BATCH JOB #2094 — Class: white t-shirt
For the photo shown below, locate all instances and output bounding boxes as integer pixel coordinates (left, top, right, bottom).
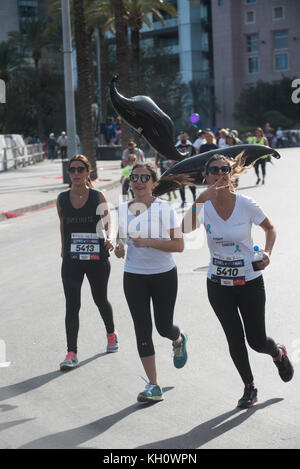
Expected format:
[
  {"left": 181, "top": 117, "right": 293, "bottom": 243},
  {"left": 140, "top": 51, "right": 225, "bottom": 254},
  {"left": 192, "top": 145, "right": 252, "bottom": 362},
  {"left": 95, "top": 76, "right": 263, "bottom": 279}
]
[
  {"left": 218, "top": 138, "right": 227, "bottom": 148},
  {"left": 193, "top": 137, "right": 206, "bottom": 152},
  {"left": 197, "top": 194, "right": 266, "bottom": 283},
  {"left": 118, "top": 199, "right": 179, "bottom": 274}
]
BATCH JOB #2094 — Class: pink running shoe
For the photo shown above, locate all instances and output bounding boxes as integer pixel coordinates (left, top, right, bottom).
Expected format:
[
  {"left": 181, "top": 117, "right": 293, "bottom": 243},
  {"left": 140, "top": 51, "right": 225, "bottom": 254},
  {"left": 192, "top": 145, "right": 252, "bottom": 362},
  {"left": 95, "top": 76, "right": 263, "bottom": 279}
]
[
  {"left": 106, "top": 331, "right": 119, "bottom": 353},
  {"left": 60, "top": 352, "right": 78, "bottom": 371}
]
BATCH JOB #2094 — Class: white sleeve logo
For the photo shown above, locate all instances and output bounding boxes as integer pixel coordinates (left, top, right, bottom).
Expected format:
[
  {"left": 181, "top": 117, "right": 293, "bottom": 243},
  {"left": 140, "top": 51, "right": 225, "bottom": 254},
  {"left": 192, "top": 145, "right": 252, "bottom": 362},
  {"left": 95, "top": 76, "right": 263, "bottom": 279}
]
[
  {"left": 291, "top": 79, "right": 300, "bottom": 104},
  {"left": 0, "top": 79, "right": 6, "bottom": 103},
  {"left": 0, "top": 340, "right": 10, "bottom": 367}
]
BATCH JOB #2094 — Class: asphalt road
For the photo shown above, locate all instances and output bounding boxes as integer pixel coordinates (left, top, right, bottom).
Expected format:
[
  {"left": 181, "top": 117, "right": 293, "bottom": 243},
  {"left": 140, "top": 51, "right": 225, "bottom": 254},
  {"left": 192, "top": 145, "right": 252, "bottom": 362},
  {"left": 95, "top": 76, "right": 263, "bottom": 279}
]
[{"left": 0, "top": 148, "right": 299, "bottom": 449}]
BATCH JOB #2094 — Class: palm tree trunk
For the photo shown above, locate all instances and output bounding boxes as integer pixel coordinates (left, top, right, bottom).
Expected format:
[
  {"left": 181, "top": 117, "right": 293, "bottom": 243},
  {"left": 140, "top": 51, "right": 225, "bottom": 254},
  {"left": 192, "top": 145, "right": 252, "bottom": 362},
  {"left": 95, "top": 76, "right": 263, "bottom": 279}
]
[
  {"left": 98, "top": 27, "right": 108, "bottom": 122},
  {"left": 73, "top": 0, "right": 97, "bottom": 178},
  {"left": 34, "top": 59, "right": 44, "bottom": 140},
  {"left": 112, "top": 0, "right": 131, "bottom": 148},
  {"left": 131, "top": 29, "right": 140, "bottom": 95}
]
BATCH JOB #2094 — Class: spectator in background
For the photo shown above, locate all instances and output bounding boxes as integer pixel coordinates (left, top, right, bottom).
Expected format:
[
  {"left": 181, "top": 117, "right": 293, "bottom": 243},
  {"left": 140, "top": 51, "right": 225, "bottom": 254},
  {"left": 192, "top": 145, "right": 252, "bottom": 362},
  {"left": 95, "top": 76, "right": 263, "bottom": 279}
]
[
  {"left": 253, "top": 127, "right": 269, "bottom": 185},
  {"left": 217, "top": 129, "right": 229, "bottom": 148},
  {"left": 115, "top": 117, "right": 122, "bottom": 145},
  {"left": 57, "top": 131, "right": 68, "bottom": 159},
  {"left": 193, "top": 130, "right": 207, "bottom": 153},
  {"left": 275, "top": 127, "right": 284, "bottom": 148},
  {"left": 176, "top": 131, "right": 192, "bottom": 147},
  {"left": 264, "top": 122, "right": 274, "bottom": 142},
  {"left": 176, "top": 132, "right": 196, "bottom": 207},
  {"left": 231, "top": 130, "right": 243, "bottom": 144},
  {"left": 104, "top": 117, "right": 116, "bottom": 145},
  {"left": 246, "top": 132, "right": 254, "bottom": 144},
  {"left": 225, "top": 133, "right": 239, "bottom": 147},
  {"left": 47, "top": 133, "right": 57, "bottom": 160},
  {"left": 120, "top": 154, "right": 136, "bottom": 201},
  {"left": 121, "top": 140, "right": 145, "bottom": 168},
  {"left": 200, "top": 131, "right": 218, "bottom": 153}
]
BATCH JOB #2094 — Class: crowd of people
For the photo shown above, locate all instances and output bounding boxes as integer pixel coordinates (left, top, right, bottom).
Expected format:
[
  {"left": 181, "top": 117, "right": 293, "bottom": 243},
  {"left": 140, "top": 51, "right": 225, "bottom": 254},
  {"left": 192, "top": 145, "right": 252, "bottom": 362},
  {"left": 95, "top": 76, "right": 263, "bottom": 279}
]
[
  {"left": 56, "top": 150, "right": 294, "bottom": 409},
  {"left": 46, "top": 131, "right": 81, "bottom": 159},
  {"left": 120, "top": 126, "right": 274, "bottom": 202}
]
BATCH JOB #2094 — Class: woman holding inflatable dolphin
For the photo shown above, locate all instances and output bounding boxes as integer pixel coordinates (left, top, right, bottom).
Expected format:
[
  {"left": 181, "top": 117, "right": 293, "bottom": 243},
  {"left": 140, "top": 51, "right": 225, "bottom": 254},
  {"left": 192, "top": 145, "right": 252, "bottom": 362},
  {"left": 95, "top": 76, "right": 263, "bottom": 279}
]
[{"left": 182, "top": 152, "right": 294, "bottom": 408}]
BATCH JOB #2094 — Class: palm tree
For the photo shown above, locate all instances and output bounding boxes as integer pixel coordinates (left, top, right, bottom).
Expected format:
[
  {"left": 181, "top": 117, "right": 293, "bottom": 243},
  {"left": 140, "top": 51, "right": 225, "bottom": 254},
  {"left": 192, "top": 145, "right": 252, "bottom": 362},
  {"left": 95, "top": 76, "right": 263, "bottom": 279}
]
[
  {"left": 124, "top": 0, "right": 177, "bottom": 95},
  {"left": 0, "top": 41, "right": 22, "bottom": 84},
  {"left": 73, "top": 0, "right": 98, "bottom": 178}
]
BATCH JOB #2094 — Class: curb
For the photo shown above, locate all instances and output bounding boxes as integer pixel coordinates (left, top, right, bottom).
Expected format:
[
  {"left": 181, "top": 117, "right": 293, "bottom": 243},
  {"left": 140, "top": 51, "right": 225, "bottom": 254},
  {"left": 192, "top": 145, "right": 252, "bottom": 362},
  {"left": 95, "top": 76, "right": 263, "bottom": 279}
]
[{"left": 0, "top": 179, "right": 120, "bottom": 222}]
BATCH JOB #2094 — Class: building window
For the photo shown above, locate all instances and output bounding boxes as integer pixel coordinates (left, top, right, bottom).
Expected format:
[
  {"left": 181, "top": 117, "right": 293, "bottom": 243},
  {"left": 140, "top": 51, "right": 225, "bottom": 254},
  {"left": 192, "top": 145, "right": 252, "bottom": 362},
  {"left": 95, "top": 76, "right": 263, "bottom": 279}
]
[
  {"left": 245, "top": 0, "right": 256, "bottom": 3},
  {"left": 248, "top": 56, "right": 259, "bottom": 74},
  {"left": 273, "top": 6, "right": 285, "bottom": 20},
  {"left": 218, "top": 0, "right": 224, "bottom": 5},
  {"left": 247, "top": 34, "right": 259, "bottom": 52},
  {"left": 274, "top": 53, "right": 288, "bottom": 71},
  {"left": 245, "top": 10, "right": 255, "bottom": 24},
  {"left": 273, "top": 31, "right": 288, "bottom": 50}
]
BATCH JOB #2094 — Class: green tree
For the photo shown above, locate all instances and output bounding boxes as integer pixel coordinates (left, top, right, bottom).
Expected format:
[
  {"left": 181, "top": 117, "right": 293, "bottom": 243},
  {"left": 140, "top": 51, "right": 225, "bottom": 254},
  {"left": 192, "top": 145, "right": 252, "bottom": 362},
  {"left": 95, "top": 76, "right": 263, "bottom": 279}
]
[
  {"left": 235, "top": 77, "right": 298, "bottom": 129},
  {"left": 9, "top": 18, "right": 51, "bottom": 139}
]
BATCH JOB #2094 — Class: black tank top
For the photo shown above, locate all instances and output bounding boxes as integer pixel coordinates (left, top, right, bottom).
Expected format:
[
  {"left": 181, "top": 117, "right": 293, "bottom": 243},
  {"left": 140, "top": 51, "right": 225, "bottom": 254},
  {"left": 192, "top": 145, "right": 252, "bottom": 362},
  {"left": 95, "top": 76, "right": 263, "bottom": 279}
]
[{"left": 59, "top": 189, "right": 109, "bottom": 261}]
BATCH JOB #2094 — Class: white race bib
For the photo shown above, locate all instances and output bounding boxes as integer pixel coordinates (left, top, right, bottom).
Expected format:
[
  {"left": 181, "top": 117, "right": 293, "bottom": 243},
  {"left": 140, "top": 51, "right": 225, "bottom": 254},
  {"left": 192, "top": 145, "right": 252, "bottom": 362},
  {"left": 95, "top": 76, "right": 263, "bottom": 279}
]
[
  {"left": 211, "top": 253, "right": 245, "bottom": 286},
  {"left": 70, "top": 233, "right": 100, "bottom": 260}
]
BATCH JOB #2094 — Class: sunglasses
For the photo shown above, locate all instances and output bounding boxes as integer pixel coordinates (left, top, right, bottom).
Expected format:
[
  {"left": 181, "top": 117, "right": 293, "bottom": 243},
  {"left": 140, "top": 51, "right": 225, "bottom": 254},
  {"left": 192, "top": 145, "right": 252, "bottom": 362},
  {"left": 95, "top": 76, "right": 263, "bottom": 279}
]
[
  {"left": 68, "top": 166, "right": 86, "bottom": 174},
  {"left": 129, "top": 173, "right": 151, "bottom": 183},
  {"left": 207, "top": 165, "right": 231, "bottom": 175}
]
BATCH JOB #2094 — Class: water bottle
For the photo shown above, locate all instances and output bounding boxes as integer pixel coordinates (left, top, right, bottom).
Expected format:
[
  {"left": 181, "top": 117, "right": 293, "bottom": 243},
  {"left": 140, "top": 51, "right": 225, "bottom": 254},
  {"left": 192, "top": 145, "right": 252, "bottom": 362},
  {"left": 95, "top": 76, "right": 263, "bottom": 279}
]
[{"left": 252, "top": 245, "right": 264, "bottom": 271}]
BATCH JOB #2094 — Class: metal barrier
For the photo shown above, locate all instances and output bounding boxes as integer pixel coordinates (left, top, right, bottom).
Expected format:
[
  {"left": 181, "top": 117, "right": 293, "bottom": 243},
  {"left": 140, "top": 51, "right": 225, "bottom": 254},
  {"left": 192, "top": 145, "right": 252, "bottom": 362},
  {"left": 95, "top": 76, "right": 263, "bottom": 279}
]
[{"left": 0, "top": 143, "right": 45, "bottom": 172}]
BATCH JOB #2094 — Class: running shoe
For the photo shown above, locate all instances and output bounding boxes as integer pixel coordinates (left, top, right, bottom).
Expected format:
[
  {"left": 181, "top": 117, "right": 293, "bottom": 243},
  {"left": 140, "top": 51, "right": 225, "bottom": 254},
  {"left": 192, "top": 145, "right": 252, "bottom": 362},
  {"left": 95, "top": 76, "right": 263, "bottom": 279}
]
[
  {"left": 106, "top": 331, "right": 119, "bottom": 353},
  {"left": 137, "top": 381, "right": 164, "bottom": 403},
  {"left": 173, "top": 332, "right": 188, "bottom": 369},
  {"left": 274, "top": 344, "right": 294, "bottom": 382},
  {"left": 60, "top": 352, "right": 78, "bottom": 371},
  {"left": 237, "top": 384, "right": 258, "bottom": 409}
]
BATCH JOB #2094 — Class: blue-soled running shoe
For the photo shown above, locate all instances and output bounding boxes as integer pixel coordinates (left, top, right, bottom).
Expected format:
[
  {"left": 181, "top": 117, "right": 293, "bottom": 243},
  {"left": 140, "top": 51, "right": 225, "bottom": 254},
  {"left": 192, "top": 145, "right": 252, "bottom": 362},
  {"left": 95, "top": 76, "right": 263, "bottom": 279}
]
[
  {"left": 60, "top": 352, "right": 78, "bottom": 371},
  {"left": 173, "top": 332, "right": 188, "bottom": 369},
  {"left": 137, "top": 382, "right": 164, "bottom": 403},
  {"left": 106, "top": 331, "right": 119, "bottom": 353}
]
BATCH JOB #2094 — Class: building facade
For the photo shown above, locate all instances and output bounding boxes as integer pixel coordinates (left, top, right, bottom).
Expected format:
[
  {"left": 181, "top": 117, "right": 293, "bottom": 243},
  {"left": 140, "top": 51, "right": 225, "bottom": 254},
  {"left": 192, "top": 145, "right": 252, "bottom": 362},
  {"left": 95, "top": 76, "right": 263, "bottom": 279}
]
[
  {"left": 140, "top": 0, "right": 214, "bottom": 128},
  {"left": 211, "top": 0, "right": 300, "bottom": 128}
]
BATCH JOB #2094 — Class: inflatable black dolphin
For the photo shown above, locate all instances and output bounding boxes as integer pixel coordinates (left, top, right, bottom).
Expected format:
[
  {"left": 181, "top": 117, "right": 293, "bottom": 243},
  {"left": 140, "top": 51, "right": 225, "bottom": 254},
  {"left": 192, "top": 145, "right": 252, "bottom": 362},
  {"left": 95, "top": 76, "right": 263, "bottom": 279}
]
[
  {"left": 153, "top": 144, "right": 281, "bottom": 196},
  {"left": 110, "top": 74, "right": 281, "bottom": 196},
  {"left": 110, "top": 74, "right": 188, "bottom": 160}
]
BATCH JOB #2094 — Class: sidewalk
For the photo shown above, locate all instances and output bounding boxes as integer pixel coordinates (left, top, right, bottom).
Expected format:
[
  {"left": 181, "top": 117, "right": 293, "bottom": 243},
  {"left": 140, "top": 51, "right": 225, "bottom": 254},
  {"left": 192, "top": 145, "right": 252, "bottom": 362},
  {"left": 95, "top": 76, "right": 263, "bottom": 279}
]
[{"left": 0, "top": 159, "right": 123, "bottom": 222}]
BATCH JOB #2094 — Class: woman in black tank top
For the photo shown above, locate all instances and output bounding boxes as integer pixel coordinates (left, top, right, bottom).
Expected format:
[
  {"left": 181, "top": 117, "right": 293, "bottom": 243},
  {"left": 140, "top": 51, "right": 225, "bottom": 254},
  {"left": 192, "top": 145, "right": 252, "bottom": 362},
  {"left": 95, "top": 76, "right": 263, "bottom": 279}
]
[{"left": 57, "top": 155, "right": 118, "bottom": 371}]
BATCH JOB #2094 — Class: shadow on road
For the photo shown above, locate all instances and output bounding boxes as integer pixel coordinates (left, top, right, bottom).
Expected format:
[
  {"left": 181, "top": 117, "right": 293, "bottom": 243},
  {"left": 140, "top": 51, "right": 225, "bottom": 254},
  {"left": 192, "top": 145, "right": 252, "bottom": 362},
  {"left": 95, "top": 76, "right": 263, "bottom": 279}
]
[
  {"left": 135, "top": 398, "right": 284, "bottom": 449},
  {"left": 0, "top": 353, "right": 107, "bottom": 402},
  {"left": 18, "top": 387, "right": 174, "bottom": 449}
]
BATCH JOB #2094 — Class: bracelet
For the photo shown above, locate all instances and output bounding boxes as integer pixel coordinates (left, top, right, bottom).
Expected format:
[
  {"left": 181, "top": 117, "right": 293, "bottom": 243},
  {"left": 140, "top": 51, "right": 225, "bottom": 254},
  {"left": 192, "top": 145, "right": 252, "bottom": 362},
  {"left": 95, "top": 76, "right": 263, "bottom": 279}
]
[{"left": 191, "top": 205, "right": 203, "bottom": 211}]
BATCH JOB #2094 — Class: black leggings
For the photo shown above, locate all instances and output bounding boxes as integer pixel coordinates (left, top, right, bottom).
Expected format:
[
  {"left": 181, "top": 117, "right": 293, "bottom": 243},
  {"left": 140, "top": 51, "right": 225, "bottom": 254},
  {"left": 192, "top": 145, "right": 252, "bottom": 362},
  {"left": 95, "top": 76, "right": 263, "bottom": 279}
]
[
  {"left": 61, "top": 258, "right": 115, "bottom": 353},
  {"left": 180, "top": 186, "right": 196, "bottom": 202},
  {"left": 123, "top": 268, "right": 180, "bottom": 357},
  {"left": 254, "top": 159, "right": 266, "bottom": 178},
  {"left": 207, "top": 276, "right": 279, "bottom": 384}
]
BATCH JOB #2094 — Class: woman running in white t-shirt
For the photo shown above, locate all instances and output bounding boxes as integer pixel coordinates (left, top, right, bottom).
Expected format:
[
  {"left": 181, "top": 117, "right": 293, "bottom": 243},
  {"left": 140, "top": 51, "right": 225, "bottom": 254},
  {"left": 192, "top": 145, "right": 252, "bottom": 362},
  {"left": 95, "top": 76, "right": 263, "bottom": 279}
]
[
  {"left": 115, "top": 163, "right": 187, "bottom": 403},
  {"left": 182, "top": 153, "right": 294, "bottom": 408}
]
